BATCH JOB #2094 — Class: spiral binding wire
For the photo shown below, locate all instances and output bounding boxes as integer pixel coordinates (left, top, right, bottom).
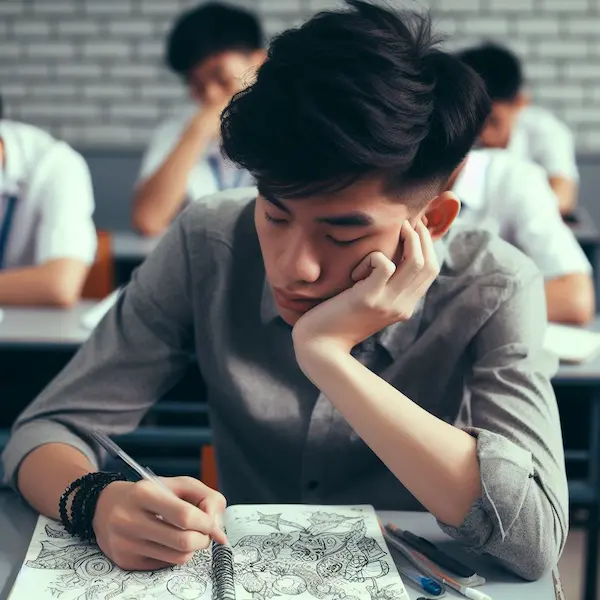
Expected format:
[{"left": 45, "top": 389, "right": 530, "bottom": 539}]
[{"left": 212, "top": 540, "right": 236, "bottom": 600}]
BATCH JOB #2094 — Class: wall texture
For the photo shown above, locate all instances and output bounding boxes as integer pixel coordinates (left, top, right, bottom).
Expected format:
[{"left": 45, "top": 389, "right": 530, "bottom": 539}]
[{"left": 1, "top": 0, "right": 600, "bottom": 151}]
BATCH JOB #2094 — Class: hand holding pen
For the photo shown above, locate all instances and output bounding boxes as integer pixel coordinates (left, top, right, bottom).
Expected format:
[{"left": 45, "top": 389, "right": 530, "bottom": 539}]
[{"left": 89, "top": 431, "right": 227, "bottom": 571}]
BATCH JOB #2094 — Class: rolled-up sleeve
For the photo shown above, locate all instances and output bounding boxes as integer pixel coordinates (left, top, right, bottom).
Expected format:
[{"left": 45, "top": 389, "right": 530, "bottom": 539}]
[
  {"left": 438, "top": 270, "right": 568, "bottom": 580},
  {"left": 2, "top": 216, "right": 198, "bottom": 488}
]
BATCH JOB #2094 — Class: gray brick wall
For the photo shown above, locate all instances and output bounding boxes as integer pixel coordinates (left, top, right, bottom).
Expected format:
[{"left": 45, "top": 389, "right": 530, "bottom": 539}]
[{"left": 1, "top": 0, "right": 600, "bottom": 151}]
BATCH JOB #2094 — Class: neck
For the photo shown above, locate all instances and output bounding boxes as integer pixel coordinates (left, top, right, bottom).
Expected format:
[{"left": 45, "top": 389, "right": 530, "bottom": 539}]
[{"left": 0, "top": 138, "right": 4, "bottom": 168}]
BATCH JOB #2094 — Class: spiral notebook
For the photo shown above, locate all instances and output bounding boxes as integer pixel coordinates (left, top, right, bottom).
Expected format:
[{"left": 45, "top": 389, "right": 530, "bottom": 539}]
[{"left": 8, "top": 504, "right": 408, "bottom": 600}]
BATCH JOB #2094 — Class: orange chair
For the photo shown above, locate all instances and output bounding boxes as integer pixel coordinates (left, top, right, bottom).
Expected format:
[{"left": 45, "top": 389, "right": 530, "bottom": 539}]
[
  {"left": 201, "top": 445, "right": 219, "bottom": 490},
  {"left": 82, "top": 230, "right": 115, "bottom": 299}
]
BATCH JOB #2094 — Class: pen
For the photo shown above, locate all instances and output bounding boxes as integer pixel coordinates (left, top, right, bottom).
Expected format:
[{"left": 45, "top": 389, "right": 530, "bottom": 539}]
[
  {"left": 380, "top": 527, "right": 445, "bottom": 587},
  {"left": 90, "top": 430, "right": 228, "bottom": 544},
  {"left": 396, "top": 563, "right": 443, "bottom": 596},
  {"left": 386, "top": 523, "right": 475, "bottom": 578}
]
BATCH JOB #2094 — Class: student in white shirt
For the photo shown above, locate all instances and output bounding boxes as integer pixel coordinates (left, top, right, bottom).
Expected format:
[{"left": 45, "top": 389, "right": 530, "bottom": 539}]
[
  {"left": 448, "top": 148, "right": 594, "bottom": 324},
  {"left": 0, "top": 101, "right": 97, "bottom": 307},
  {"left": 458, "top": 44, "right": 578, "bottom": 215},
  {"left": 132, "top": 2, "right": 266, "bottom": 237}
]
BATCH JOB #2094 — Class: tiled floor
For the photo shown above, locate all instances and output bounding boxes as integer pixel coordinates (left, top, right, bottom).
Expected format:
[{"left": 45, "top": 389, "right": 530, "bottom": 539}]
[{"left": 558, "top": 527, "right": 599, "bottom": 599}]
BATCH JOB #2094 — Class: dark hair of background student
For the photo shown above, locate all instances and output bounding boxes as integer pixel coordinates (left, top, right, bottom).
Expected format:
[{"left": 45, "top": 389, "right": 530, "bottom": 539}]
[
  {"left": 166, "top": 2, "right": 264, "bottom": 77},
  {"left": 457, "top": 43, "right": 523, "bottom": 103},
  {"left": 221, "top": 0, "right": 490, "bottom": 203}
]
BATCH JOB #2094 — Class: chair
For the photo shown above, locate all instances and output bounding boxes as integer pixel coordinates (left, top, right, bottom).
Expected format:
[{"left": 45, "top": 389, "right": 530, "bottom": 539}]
[
  {"left": 82, "top": 230, "right": 114, "bottom": 299},
  {"left": 201, "top": 445, "right": 219, "bottom": 490}
]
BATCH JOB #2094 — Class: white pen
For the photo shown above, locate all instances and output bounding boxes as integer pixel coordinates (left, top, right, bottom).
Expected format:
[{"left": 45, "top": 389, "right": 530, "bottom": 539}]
[{"left": 90, "top": 430, "right": 229, "bottom": 544}]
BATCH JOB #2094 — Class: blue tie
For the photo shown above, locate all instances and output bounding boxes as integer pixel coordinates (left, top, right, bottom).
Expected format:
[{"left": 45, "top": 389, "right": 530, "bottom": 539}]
[{"left": 0, "top": 195, "right": 18, "bottom": 270}]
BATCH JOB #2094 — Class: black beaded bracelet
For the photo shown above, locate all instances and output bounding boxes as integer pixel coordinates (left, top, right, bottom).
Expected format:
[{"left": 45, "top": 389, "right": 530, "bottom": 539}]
[{"left": 59, "top": 472, "right": 128, "bottom": 541}]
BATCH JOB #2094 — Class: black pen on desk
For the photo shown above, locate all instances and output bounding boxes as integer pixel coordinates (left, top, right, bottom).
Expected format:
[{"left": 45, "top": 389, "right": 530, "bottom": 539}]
[
  {"left": 90, "top": 430, "right": 229, "bottom": 545},
  {"left": 385, "top": 522, "right": 474, "bottom": 578}
]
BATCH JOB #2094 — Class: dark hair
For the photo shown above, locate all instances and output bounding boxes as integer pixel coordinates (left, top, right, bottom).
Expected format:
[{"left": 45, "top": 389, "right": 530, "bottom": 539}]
[
  {"left": 221, "top": 0, "right": 490, "bottom": 202},
  {"left": 457, "top": 43, "right": 523, "bottom": 102},
  {"left": 166, "top": 2, "right": 263, "bottom": 76}
]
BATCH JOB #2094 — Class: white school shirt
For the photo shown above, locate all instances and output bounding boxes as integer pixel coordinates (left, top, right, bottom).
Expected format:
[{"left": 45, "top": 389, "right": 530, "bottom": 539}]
[
  {"left": 508, "top": 105, "right": 578, "bottom": 181},
  {"left": 0, "top": 120, "right": 97, "bottom": 269},
  {"left": 137, "top": 106, "right": 254, "bottom": 204},
  {"left": 452, "top": 148, "right": 590, "bottom": 280}
]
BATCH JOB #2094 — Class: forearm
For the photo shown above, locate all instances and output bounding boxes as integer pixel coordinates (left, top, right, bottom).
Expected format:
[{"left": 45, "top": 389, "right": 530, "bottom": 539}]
[
  {"left": 295, "top": 344, "right": 480, "bottom": 527},
  {"left": 0, "top": 259, "right": 88, "bottom": 306},
  {"left": 545, "top": 273, "right": 595, "bottom": 325},
  {"left": 133, "top": 126, "right": 212, "bottom": 236},
  {"left": 549, "top": 176, "right": 577, "bottom": 216},
  {"left": 18, "top": 443, "right": 96, "bottom": 520}
]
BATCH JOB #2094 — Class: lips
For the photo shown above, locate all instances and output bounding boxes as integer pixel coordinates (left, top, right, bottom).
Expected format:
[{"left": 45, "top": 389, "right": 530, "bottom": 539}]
[{"left": 272, "top": 289, "right": 323, "bottom": 311}]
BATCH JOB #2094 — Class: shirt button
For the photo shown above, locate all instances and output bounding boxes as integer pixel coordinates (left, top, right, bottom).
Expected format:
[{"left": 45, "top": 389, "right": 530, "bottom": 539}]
[{"left": 307, "top": 480, "right": 319, "bottom": 491}]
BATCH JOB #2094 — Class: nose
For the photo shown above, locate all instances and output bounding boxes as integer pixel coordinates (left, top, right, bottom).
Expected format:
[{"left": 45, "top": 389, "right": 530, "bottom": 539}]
[{"left": 277, "top": 229, "right": 321, "bottom": 284}]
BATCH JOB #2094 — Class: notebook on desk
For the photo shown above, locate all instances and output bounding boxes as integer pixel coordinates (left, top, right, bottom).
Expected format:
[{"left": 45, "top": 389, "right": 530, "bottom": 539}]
[
  {"left": 543, "top": 323, "right": 600, "bottom": 364},
  {"left": 8, "top": 504, "right": 409, "bottom": 600}
]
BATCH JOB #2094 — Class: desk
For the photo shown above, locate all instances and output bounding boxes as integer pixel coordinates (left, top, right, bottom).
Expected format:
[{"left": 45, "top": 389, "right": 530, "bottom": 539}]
[
  {"left": 0, "top": 490, "right": 556, "bottom": 600},
  {"left": 553, "top": 317, "right": 600, "bottom": 600},
  {"left": 0, "top": 303, "right": 95, "bottom": 351},
  {"left": 111, "top": 230, "right": 160, "bottom": 262}
]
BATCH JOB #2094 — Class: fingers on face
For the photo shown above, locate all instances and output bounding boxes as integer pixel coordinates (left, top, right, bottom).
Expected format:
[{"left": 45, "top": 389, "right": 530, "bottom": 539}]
[
  {"left": 390, "top": 221, "right": 439, "bottom": 294},
  {"left": 351, "top": 252, "right": 396, "bottom": 285}
]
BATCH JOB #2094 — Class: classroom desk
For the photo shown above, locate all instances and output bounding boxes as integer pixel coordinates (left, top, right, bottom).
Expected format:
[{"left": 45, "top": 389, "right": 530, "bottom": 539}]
[
  {"left": 0, "top": 303, "right": 95, "bottom": 351},
  {"left": 0, "top": 489, "right": 558, "bottom": 600},
  {"left": 111, "top": 230, "right": 160, "bottom": 262},
  {"left": 552, "top": 316, "right": 600, "bottom": 600}
]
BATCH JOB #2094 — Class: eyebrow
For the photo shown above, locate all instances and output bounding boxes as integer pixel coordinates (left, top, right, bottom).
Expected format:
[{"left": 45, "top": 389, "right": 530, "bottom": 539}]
[{"left": 263, "top": 194, "right": 374, "bottom": 227}]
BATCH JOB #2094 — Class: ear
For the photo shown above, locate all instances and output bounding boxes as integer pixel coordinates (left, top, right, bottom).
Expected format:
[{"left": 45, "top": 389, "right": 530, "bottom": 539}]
[
  {"left": 515, "top": 91, "right": 530, "bottom": 109},
  {"left": 422, "top": 191, "right": 460, "bottom": 241},
  {"left": 252, "top": 49, "right": 268, "bottom": 65}
]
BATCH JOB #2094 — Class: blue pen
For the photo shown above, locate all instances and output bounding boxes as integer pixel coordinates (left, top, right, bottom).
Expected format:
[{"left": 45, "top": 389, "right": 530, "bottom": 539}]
[{"left": 397, "top": 563, "right": 443, "bottom": 596}]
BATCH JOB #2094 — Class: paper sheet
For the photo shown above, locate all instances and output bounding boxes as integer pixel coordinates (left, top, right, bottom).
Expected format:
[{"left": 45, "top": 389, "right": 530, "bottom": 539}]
[
  {"left": 80, "top": 290, "right": 120, "bottom": 330},
  {"left": 543, "top": 323, "right": 600, "bottom": 364},
  {"left": 9, "top": 506, "right": 408, "bottom": 600}
]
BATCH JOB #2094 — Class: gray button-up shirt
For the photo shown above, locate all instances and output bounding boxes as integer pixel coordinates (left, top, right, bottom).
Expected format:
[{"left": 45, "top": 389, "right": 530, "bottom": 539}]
[{"left": 2, "top": 190, "right": 568, "bottom": 580}]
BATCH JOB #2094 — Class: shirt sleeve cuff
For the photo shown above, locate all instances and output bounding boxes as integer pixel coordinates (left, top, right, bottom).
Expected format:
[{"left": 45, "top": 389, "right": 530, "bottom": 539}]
[
  {"left": 1, "top": 420, "right": 99, "bottom": 489},
  {"left": 437, "top": 427, "right": 534, "bottom": 550}
]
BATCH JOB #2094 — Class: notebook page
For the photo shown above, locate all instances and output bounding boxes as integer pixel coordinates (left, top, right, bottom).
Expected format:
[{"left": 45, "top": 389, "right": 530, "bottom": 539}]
[
  {"left": 543, "top": 323, "right": 600, "bottom": 364},
  {"left": 224, "top": 504, "right": 409, "bottom": 600},
  {"left": 8, "top": 515, "right": 213, "bottom": 600},
  {"left": 80, "top": 290, "right": 120, "bottom": 330}
]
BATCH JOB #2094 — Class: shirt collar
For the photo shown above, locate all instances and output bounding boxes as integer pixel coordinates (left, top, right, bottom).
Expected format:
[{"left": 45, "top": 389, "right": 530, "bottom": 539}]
[
  {"left": 452, "top": 150, "right": 490, "bottom": 212},
  {"left": 259, "top": 237, "right": 449, "bottom": 360}
]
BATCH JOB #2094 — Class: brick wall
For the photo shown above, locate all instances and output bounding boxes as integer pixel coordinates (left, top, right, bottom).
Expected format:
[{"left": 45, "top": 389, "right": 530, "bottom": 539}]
[{"left": 1, "top": 0, "right": 600, "bottom": 151}]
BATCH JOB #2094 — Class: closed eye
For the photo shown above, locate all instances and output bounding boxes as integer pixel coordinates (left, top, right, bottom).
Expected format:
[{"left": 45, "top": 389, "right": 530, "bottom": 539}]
[
  {"left": 327, "top": 235, "right": 361, "bottom": 246},
  {"left": 264, "top": 211, "right": 288, "bottom": 225}
]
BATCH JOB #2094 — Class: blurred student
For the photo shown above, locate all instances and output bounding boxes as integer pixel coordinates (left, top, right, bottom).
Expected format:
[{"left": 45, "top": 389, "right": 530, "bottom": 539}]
[
  {"left": 132, "top": 2, "right": 266, "bottom": 236},
  {"left": 458, "top": 44, "right": 578, "bottom": 215},
  {"left": 0, "top": 96, "right": 96, "bottom": 307},
  {"left": 448, "top": 148, "right": 594, "bottom": 325}
]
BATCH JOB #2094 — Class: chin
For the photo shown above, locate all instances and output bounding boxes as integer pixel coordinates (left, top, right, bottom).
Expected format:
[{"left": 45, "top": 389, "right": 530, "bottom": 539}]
[{"left": 277, "top": 306, "right": 305, "bottom": 327}]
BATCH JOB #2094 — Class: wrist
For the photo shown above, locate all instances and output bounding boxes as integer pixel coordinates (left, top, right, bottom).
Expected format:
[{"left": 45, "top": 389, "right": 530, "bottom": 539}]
[{"left": 59, "top": 472, "right": 129, "bottom": 541}]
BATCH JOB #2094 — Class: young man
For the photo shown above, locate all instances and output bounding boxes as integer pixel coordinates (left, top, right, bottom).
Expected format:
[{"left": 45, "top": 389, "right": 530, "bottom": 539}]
[
  {"left": 132, "top": 2, "right": 266, "bottom": 236},
  {"left": 0, "top": 97, "right": 96, "bottom": 306},
  {"left": 458, "top": 43, "right": 579, "bottom": 215},
  {"left": 4, "top": 1, "right": 566, "bottom": 582},
  {"left": 449, "top": 148, "right": 594, "bottom": 324}
]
